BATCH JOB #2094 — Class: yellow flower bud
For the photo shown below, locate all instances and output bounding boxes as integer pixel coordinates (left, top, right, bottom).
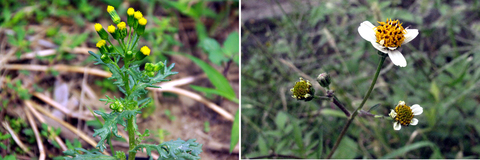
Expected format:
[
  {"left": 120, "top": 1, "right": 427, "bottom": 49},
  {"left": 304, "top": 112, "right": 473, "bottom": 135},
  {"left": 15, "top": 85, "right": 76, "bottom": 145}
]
[
  {"left": 96, "top": 40, "right": 106, "bottom": 48},
  {"left": 107, "top": 5, "right": 115, "bottom": 13},
  {"left": 107, "top": 25, "right": 116, "bottom": 33},
  {"left": 127, "top": 8, "right": 135, "bottom": 16},
  {"left": 140, "top": 46, "right": 150, "bottom": 56},
  {"left": 138, "top": 18, "right": 147, "bottom": 25},
  {"left": 134, "top": 11, "right": 143, "bottom": 19},
  {"left": 94, "top": 23, "right": 103, "bottom": 32},
  {"left": 117, "top": 22, "right": 126, "bottom": 30}
]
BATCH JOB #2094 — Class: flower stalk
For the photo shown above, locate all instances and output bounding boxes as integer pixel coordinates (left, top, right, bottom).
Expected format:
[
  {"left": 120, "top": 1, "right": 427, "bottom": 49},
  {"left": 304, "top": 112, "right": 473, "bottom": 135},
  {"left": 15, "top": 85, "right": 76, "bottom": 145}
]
[{"left": 326, "top": 52, "right": 387, "bottom": 159}]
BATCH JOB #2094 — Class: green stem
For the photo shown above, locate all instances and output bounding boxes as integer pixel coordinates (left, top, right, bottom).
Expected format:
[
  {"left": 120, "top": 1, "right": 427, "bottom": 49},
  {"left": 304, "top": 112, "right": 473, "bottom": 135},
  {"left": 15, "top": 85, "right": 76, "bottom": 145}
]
[
  {"left": 326, "top": 53, "right": 387, "bottom": 159},
  {"left": 107, "top": 133, "right": 115, "bottom": 155},
  {"left": 127, "top": 117, "right": 136, "bottom": 160},
  {"left": 130, "top": 36, "right": 140, "bottom": 51}
]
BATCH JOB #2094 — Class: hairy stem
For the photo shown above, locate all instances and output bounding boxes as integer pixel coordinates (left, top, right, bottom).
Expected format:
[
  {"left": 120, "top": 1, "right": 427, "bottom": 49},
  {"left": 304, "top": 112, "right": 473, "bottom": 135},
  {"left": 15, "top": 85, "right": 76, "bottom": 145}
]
[
  {"left": 127, "top": 117, "right": 136, "bottom": 160},
  {"left": 332, "top": 94, "right": 351, "bottom": 117},
  {"left": 326, "top": 53, "right": 386, "bottom": 158}
]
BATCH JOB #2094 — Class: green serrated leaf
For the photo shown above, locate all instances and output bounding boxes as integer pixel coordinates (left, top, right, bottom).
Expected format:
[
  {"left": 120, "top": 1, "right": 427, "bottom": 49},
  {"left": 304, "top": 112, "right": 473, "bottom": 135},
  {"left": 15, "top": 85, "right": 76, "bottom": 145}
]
[
  {"left": 63, "top": 148, "right": 115, "bottom": 160},
  {"left": 92, "top": 110, "right": 139, "bottom": 152},
  {"left": 132, "top": 138, "right": 203, "bottom": 160},
  {"left": 229, "top": 110, "right": 239, "bottom": 153}
]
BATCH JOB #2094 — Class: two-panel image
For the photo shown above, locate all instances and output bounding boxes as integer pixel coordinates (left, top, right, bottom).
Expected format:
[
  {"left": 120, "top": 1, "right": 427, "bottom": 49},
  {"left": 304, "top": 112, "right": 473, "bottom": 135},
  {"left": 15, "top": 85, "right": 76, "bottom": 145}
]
[{"left": 0, "top": 0, "right": 478, "bottom": 159}]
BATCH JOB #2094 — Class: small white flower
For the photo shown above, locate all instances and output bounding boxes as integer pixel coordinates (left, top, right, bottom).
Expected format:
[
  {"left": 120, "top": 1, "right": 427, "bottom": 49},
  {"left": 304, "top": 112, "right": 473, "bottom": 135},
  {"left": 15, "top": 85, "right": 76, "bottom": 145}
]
[
  {"left": 358, "top": 19, "right": 419, "bottom": 67},
  {"left": 390, "top": 101, "right": 423, "bottom": 130}
]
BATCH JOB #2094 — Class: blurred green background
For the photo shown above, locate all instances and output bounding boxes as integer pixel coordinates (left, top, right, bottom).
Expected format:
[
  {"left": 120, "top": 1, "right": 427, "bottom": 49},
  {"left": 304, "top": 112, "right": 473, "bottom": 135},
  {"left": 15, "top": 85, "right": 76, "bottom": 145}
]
[{"left": 241, "top": 0, "right": 480, "bottom": 159}]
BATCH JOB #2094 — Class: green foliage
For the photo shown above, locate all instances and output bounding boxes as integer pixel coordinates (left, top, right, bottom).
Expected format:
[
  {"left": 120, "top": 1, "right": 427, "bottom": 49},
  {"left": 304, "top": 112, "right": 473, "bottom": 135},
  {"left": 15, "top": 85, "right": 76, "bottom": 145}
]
[
  {"left": 0, "top": 132, "right": 12, "bottom": 150},
  {"left": 64, "top": 5, "right": 202, "bottom": 160},
  {"left": 132, "top": 138, "right": 203, "bottom": 160},
  {"left": 184, "top": 54, "right": 237, "bottom": 103},
  {"left": 63, "top": 148, "right": 115, "bottom": 160},
  {"left": 229, "top": 110, "right": 239, "bottom": 153},
  {"left": 198, "top": 32, "right": 239, "bottom": 65},
  {"left": 242, "top": 0, "right": 480, "bottom": 158},
  {"left": 92, "top": 110, "right": 140, "bottom": 152},
  {"left": 0, "top": 155, "right": 17, "bottom": 160},
  {"left": 164, "top": 109, "right": 176, "bottom": 121}
]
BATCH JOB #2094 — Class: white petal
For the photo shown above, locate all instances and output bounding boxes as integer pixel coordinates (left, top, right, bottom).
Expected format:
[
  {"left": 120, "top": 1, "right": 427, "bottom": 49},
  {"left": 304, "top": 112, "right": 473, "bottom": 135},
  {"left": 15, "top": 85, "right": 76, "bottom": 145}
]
[
  {"left": 410, "top": 118, "right": 419, "bottom": 125},
  {"left": 411, "top": 104, "right": 423, "bottom": 115},
  {"left": 387, "top": 50, "right": 407, "bottom": 67},
  {"left": 393, "top": 122, "right": 402, "bottom": 130},
  {"left": 389, "top": 110, "right": 397, "bottom": 118},
  {"left": 402, "top": 29, "right": 419, "bottom": 44},
  {"left": 371, "top": 41, "right": 389, "bottom": 53},
  {"left": 358, "top": 21, "right": 377, "bottom": 42}
]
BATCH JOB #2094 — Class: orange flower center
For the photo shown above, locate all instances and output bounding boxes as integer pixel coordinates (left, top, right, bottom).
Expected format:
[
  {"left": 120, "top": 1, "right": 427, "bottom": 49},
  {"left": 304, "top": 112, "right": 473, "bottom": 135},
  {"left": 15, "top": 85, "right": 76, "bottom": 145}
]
[{"left": 375, "top": 19, "right": 406, "bottom": 48}]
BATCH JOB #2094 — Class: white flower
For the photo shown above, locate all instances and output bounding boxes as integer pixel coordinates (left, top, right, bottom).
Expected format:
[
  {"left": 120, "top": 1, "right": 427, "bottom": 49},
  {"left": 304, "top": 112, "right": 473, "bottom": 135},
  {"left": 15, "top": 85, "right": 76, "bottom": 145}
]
[
  {"left": 358, "top": 19, "right": 419, "bottom": 67},
  {"left": 390, "top": 101, "right": 423, "bottom": 130}
]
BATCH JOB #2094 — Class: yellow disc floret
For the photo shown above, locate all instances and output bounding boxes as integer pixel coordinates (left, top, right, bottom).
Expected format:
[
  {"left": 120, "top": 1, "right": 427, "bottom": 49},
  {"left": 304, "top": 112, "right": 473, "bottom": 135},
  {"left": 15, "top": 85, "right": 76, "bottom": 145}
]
[
  {"left": 107, "top": 5, "right": 115, "bottom": 13},
  {"left": 374, "top": 19, "right": 406, "bottom": 48},
  {"left": 127, "top": 8, "right": 135, "bottom": 16},
  {"left": 107, "top": 25, "right": 116, "bottom": 33},
  {"left": 117, "top": 22, "right": 126, "bottom": 30},
  {"left": 134, "top": 11, "right": 143, "bottom": 19},
  {"left": 138, "top": 18, "right": 147, "bottom": 25},
  {"left": 96, "top": 40, "right": 106, "bottom": 48},
  {"left": 290, "top": 77, "right": 314, "bottom": 101},
  {"left": 393, "top": 102, "right": 414, "bottom": 126},
  {"left": 140, "top": 46, "right": 150, "bottom": 56},
  {"left": 94, "top": 23, "right": 103, "bottom": 31}
]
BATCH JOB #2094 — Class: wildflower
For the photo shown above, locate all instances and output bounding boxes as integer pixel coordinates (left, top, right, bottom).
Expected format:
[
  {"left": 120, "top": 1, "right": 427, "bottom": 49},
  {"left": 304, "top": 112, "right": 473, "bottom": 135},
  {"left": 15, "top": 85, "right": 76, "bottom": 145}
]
[
  {"left": 389, "top": 101, "right": 423, "bottom": 130},
  {"left": 117, "top": 21, "right": 127, "bottom": 39},
  {"left": 107, "top": 5, "right": 121, "bottom": 24},
  {"left": 134, "top": 11, "right": 143, "bottom": 29},
  {"left": 136, "top": 17, "right": 147, "bottom": 36},
  {"left": 290, "top": 77, "right": 315, "bottom": 101},
  {"left": 94, "top": 23, "right": 109, "bottom": 40},
  {"left": 127, "top": 8, "right": 135, "bottom": 26},
  {"left": 96, "top": 40, "right": 108, "bottom": 55},
  {"left": 107, "top": 25, "right": 119, "bottom": 39},
  {"left": 358, "top": 19, "right": 419, "bottom": 67},
  {"left": 135, "top": 46, "right": 150, "bottom": 60},
  {"left": 316, "top": 73, "right": 331, "bottom": 89}
]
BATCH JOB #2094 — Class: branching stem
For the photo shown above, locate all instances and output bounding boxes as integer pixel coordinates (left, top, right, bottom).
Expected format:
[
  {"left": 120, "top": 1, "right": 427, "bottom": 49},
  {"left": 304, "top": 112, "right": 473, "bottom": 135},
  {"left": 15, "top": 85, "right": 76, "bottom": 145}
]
[{"left": 326, "top": 53, "right": 387, "bottom": 158}]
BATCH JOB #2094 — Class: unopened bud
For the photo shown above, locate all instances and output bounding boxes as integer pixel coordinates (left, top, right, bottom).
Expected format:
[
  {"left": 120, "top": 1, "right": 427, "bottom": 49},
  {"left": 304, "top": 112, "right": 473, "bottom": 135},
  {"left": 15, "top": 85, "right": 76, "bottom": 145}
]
[{"left": 316, "top": 73, "right": 331, "bottom": 88}]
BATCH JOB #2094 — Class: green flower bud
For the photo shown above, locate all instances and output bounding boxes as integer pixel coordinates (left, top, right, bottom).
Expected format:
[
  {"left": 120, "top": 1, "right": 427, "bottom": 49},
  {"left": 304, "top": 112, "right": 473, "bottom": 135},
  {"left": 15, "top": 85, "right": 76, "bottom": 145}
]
[
  {"left": 147, "top": 71, "right": 155, "bottom": 77},
  {"left": 107, "top": 45, "right": 115, "bottom": 53},
  {"left": 94, "top": 23, "right": 109, "bottom": 40},
  {"left": 96, "top": 40, "right": 108, "bottom": 55},
  {"left": 153, "top": 62, "right": 164, "bottom": 72},
  {"left": 316, "top": 73, "right": 331, "bottom": 88},
  {"left": 127, "top": 8, "right": 135, "bottom": 27},
  {"left": 145, "top": 63, "right": 154, "bottom": 71},
  {"left": 107, "top": 25, "right": 119, "bottom": 40},
  {"left": 135, "top": 46, "right": 150, "bottom": 60},
  {"left": 101, "top": 54, "right": 112, "bottom": 63},
  {"left": 136, "top": 17, "right": 147, "bottom": 36},
  {"left": 125, "top": 51, "right": 133, "bottom": 61},
  {"left": 107, "top": 5, "right": 121, "bottom": 24}
]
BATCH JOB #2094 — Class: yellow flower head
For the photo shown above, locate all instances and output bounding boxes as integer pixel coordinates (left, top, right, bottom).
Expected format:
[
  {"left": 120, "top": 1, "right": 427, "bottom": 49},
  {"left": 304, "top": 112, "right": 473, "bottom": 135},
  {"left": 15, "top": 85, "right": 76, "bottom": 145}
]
[
  {"left": 107, "top": 5, "right": 115, "bottom": 13},
  {"left": 96, "top": 40, "right": 106, "bottom": 48},
  {"left": 134, "top": 11, "right": 143, "bottom": 19},
  {"left": 389, "top": 101, "right": 423, "bottom": 130},
  {"left": 127, "top": 8, "right": 135, "bottom": 16},
  {"left": 107, "top": 25, "right": 116, "bottom": 33},
  {"left": 140, "top": 46, "right": 150, "bottom": 56},
  {"left": 375, "top": 19, "right": 406, "bottom": 48},
  {"left": 290, "top": 77, "right": 315, "bottom": 101},
  {"left": 117, "top": 22, "right": 126, "bottom": 30},
  {"left": 138, "top": 18, "right": 147, "bottom": 26},
  {"left": 94, "top": 23, "right": 103, "bottom": 32}
]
